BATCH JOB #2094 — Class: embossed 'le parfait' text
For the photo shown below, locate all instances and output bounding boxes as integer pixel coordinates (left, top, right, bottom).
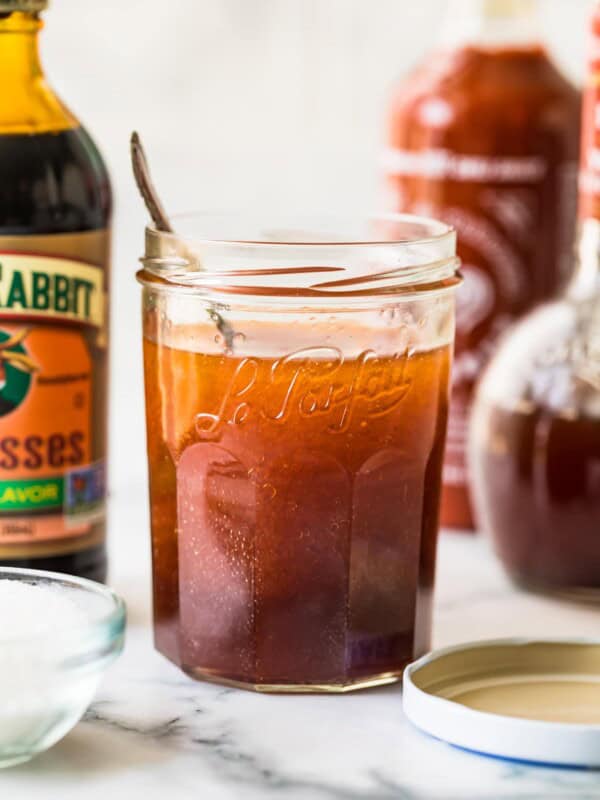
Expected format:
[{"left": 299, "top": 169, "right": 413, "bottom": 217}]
[{"left": 194, "top": 347, "right": 413, "bottom": 440}]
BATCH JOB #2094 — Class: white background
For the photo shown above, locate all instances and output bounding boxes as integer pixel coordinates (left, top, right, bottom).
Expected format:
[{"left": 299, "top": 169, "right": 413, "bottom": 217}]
[{"left": 39, "top": 0, "right": 595, "bottom": 500}]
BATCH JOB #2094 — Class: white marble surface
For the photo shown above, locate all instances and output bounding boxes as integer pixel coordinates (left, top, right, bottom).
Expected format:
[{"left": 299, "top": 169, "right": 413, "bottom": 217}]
[{"left": 4, "top": 491, "right": 600, "bottom": 799}]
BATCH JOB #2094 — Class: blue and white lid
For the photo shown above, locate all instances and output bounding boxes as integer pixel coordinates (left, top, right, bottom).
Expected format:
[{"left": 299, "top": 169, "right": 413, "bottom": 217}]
[{"left": 403, "top": 638, "right": 600, "bottom": 768}]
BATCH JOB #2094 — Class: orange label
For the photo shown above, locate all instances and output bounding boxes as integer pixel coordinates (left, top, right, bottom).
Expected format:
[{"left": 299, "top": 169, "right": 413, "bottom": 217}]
[{"left": 0, "top": 236, "right": 108, "bottom": 555}]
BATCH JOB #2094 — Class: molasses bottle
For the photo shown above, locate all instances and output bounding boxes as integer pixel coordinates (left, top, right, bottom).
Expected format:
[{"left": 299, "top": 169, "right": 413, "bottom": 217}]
[
  {"left": 469, "top": 2, "right": 600, "bottom": 595},
  {"left": 384, "top": 0, "right": 580, "bottom": 530},
  {"left": 0, "top": 1, "right": 111, "bottom": 581}
]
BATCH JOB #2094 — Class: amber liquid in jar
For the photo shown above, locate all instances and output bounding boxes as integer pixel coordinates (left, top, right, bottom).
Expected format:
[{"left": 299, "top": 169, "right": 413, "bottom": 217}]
[{"left": 143, "top": 321, "right": 451, "bottom": 689}]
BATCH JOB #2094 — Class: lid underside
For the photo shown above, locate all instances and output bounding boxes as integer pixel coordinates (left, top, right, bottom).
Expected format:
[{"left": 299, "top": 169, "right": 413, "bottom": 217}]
[
  {"left": 413, "top": 641, "right": 600, "bottom": 724},
  {"left": 404, "top": 639, "right": 600, "bottom": 767}
]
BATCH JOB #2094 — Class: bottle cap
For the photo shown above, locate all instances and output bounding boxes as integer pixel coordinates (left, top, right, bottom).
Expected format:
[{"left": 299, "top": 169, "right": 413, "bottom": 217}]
[
  {"left": 451, "top": 0, "right": 537, "bottom": 19},
  {"left": 482, "top": 0, "right": 536, "bottom": 14},
  {"left": 0, "top": 0, "right": 48, "bottom": 12},
  {"left": 404, "top": 638, "right": 600, "bottom": 767}
]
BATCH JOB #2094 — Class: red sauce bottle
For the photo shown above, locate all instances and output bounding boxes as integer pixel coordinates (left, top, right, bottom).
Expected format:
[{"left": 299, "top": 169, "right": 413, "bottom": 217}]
[
  {"left": 469, "top": 2, "right": 600, "bottom": 594},
  {"left": 385, "top": 0, "right": 580, "bottom": 530}
]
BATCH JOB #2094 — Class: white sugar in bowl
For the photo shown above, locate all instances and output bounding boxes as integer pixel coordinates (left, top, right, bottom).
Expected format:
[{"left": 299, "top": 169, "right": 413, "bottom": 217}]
[{"left": 0, "top": 568, "right": 125, "bottom": 768}]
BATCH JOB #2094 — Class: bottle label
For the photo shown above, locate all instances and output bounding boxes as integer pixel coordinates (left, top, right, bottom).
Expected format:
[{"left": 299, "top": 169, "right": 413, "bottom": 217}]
[
  {"left": 0, "top": 254, "right": 104, "bottom": 326},
  {"left": 385, "top": 147, "right": 578, "bottom": 512},
  {"left": 383, "top": 148, "right": 547, "bottom": 184},
  {"left": 0, "top": 231, "right": 108, "bottom": 558}
]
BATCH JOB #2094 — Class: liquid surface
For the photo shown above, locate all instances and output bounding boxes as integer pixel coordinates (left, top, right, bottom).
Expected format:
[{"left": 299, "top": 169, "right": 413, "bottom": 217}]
[
  {"left": 144, "top": 332, "right": 451, "bottom": 687},
  {"left": 387, "top": 45, "right": 580, "bottom": 529}
]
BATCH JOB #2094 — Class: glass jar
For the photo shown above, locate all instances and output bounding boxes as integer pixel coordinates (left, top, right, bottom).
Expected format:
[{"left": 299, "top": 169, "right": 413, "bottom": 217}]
[{"left": 138, "top": 213, "right": 460, "bottom": 692}]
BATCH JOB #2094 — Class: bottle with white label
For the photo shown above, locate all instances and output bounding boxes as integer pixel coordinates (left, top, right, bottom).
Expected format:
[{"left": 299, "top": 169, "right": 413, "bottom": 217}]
[
  {"left": 384, "top": 0, "right": 580, "bottom": 530},
  {"left": 0, "top": 0, "right": 111, "bottom": 580}
]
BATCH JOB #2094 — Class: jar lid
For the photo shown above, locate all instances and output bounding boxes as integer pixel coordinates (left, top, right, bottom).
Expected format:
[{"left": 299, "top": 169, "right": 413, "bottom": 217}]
[
  {"left": 403, "top": 639, "right": 600, "bottom": 768},
  {"left": 0, "top": 0, "right": 48, "bottom": 11}
]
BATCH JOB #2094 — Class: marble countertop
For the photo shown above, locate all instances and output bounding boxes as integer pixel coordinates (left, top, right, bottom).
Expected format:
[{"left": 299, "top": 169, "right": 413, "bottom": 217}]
[{"left": 5, "top": 490, "right": 600, "bottom": 800}]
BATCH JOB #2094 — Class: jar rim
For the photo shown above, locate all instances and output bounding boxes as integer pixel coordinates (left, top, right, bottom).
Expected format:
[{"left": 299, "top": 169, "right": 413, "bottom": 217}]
[
  {"left": 151, "top": 211, "right": 454, "bottom": 247},
  {"left": 138, "top": 212, "right": 461, "bottom": 302}
]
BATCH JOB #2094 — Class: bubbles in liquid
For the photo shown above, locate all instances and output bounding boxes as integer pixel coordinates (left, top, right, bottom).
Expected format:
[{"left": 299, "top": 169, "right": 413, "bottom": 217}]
[
  {"left": 380, "top": 306, "right": 398, "bottom": 325},
  {"left": 380, "top": 305, "right": 416, "bottom": 328},
  {"left": 160, "top": 313, "right": 172, "bottom": 336}
]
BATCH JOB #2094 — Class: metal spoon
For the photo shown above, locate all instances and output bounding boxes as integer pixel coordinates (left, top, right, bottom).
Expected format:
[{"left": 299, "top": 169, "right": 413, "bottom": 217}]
[{"left": 130, "top": 131, "right": 237, "bottom": 352}]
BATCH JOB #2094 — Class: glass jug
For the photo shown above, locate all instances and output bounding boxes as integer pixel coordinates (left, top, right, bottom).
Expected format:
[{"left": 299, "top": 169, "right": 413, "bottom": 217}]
[{"left": 469, "top": 3, "right": 600, "bottom": 596}]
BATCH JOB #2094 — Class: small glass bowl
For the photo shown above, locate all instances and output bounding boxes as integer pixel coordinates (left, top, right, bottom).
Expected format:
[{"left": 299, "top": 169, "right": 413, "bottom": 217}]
[{"left": 0, "top": 567, "right": 126, "bottom": 768}]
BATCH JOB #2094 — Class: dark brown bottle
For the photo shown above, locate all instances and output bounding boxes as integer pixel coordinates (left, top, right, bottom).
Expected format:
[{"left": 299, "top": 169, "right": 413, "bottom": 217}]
[{"left": 0, "top": 2, "right": 111, "bottom": 582}]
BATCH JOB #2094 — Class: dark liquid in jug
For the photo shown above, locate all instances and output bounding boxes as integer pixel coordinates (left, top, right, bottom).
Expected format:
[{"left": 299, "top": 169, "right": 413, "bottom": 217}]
[{"left": 475, "top": 402, "right": 600, "bottom": 591}]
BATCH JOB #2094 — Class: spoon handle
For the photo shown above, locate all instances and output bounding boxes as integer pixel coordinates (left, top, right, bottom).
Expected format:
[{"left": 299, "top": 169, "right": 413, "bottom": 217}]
[{"left": 131, "top": 131, "right": 172, "bottom": 234}]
